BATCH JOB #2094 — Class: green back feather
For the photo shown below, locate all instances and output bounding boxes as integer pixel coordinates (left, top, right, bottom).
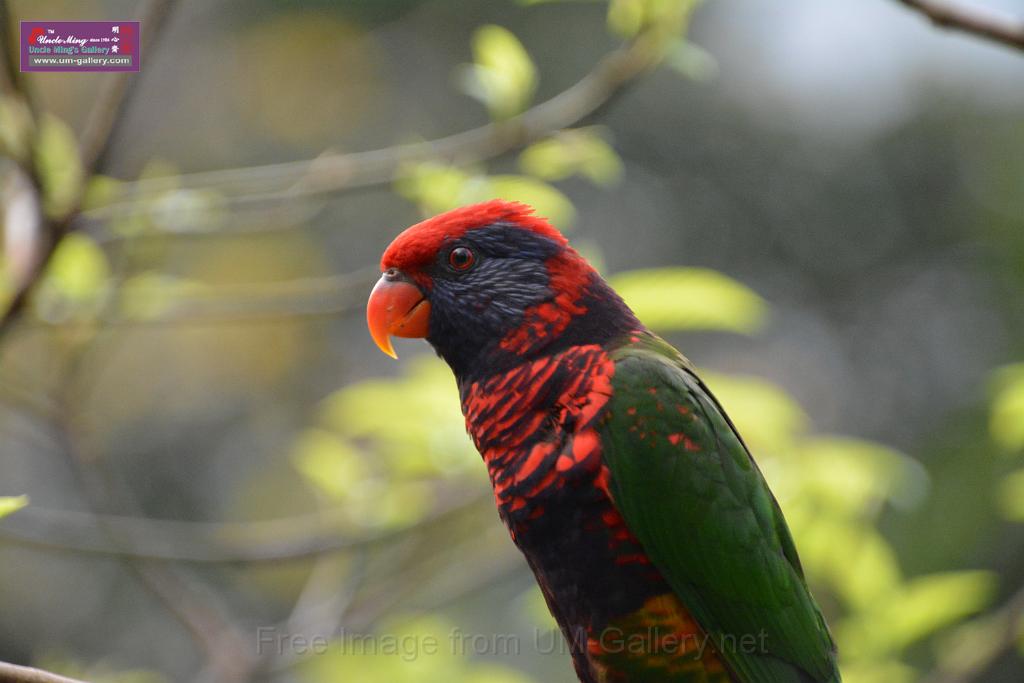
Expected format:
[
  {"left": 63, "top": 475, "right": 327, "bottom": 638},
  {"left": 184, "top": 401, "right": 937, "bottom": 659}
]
[{"left": 600, "top": 335, "right": 841, "bottom": 683}]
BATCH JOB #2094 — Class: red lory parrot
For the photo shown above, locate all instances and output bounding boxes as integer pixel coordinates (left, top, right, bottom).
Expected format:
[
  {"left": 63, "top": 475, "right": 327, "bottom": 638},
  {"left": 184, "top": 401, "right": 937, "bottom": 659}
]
[{"left": 366, "top": 200, "right": 840, "bottom": 683}]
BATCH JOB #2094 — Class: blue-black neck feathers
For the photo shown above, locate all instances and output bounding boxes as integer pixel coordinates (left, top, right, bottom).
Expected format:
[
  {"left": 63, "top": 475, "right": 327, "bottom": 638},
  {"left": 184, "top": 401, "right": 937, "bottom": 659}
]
[{"left": 422, "top": 224, "right": 641, "bottom": 383}]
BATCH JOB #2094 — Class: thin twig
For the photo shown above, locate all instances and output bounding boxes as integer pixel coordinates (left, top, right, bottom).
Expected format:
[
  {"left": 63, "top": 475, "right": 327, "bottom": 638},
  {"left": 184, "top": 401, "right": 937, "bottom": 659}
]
[
  {"left": 0, "top": 493, "right": 489, "bottom": 563},
  {"left": 14, "top": 267, "right": 377, "bottom": 331},
  {"left": 33, "top": 174, "right": 257, "bottom": 683},
  {"left": 257, "top": 526, "right": 519, "bottom": 675},
  {"left": 78, "top": 0, "right": 179, "bottom": 171},
  {"left": 338, "top": 526, "right": 521, "bottom": 636},
  {"left": 0, "top": 661, "right": 88, "bottom": 683},
  {"left": 128, "top": 563, "right": 258, "bottom": 683},
  {"left": 250, "top": 551, "right": 369, "bottom": 675},
  {"left": 896, "top": 0, "right": 1024, "bottom": 51},
  {"left": 920, "top": 582, "right": 1024, "bottom": 683},
  {"left": 7, "top": 5, "right": 258, "bottom": 671},
  {"left": 46, "top": 381, "right": 258, "bottom": 683}
]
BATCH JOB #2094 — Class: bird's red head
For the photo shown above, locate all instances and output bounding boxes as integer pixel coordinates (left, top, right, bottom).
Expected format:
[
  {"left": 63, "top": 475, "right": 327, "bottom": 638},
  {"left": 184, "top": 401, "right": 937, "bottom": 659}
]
[{"left": 367, "top": 200, "right": 637, "bottom": 379}]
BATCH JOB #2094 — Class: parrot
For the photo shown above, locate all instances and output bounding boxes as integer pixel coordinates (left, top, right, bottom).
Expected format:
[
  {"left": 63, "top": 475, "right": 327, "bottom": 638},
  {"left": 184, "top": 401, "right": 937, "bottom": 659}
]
[{"left": 366, "top": 200, "right": 840, "bottom": 683}]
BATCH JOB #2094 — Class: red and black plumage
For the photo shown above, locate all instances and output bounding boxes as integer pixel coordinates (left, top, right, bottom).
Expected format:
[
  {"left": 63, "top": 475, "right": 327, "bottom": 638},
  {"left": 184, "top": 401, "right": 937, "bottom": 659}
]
[{"left": 367, "top": 200, "right": 840, "bottom": 683}]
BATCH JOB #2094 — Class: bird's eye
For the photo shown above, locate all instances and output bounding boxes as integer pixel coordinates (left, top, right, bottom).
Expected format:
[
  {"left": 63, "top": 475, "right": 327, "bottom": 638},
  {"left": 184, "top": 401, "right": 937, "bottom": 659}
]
[{"left": 448, "top": 246, "right": 476, "bottom": 271}]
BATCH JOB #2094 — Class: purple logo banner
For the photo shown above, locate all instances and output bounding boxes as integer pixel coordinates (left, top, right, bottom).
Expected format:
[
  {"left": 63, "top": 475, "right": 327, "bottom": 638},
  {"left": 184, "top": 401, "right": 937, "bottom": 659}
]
[{"left": 21, "top": 21, "right": 139, "bottom": 72}]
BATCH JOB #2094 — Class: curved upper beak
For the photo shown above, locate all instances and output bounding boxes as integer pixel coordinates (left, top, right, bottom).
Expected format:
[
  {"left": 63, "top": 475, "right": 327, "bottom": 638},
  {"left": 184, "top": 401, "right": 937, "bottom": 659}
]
[{"left": 366, "top": 272, "right": 431, "bottom": 359}]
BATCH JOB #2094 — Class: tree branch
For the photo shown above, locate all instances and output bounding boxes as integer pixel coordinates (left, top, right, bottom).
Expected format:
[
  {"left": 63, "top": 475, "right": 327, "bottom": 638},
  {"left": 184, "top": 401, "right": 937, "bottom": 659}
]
[
  {"left": 15, "top": 267, "right": 377, "bottom": 330},
  {"left": 49, "top": 393, "right": 256, "bottom": 682},
  {"left": 896, "top": 0, "right": 1024, "bottom": 51},
  {"left": 0, "top": 0, "right": 179, "bottom": 340},
  {"left": 77, "top": 0, "right": 179, "bottom": 172},
  {"left": 0, "top": 493, "right": 489, "bottom": 563},
  {"left": 126, "top": 562, "right": 257, "bottom": 683},
  {"left": 921, "top": 581, "right": 1024, "bottom": 683},
  {"left": 84, "top": 34, "right": 662, "bottom": 221},
  {"left": 0, "top": 661, "right": 88, "bottom": 683}
]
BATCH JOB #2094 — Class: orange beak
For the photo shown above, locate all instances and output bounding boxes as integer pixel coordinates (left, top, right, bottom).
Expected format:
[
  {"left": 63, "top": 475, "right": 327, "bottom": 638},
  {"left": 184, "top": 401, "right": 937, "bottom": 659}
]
[{"left": 366, "top": 272, "right": 431, "bottom": 358}]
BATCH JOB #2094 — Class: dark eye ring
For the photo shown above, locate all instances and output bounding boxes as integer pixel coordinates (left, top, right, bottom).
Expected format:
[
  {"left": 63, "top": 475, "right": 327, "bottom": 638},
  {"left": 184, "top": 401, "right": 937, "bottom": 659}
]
[{"left": 448, "top": 246, "right": 476, "bottom": 271}]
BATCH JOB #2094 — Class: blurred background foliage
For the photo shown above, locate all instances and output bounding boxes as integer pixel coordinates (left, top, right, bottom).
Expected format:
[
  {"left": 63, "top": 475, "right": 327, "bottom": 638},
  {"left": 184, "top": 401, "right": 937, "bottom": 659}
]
[{"left": 1, "top": 0, "right": 1023, "bottom": 682}]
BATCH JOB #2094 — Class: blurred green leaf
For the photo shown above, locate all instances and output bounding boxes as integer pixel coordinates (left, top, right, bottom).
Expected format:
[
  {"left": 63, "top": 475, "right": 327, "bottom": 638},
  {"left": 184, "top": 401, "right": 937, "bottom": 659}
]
[
  {"left": 840, "top": 571, "right": 996, "bottom": 656},
  {"left": 34, "top": 113, "right": 83, "bottom": 218},
  {"left": 0, "top": 96, "right": 35, "bottom": 162},
  {"left": 607, "top": 0, "right": 701, "bottom": 43},
  {"left": 313, "top": 357, "right": 492, "bottom": 530},
  {"left": 990, "top": 363, "right": 1024, "bottom": 453},
  {"left": 81, "top": 175, "right": 124, "bottom": 212},
  {"left": 117, "top": 272, "right": 205, "bottom": 321},
  {"left": 699, "top": 372, "right": 807, "bottom": 455},
  {"left": 997, "top": 467, "right": 1024, "bottom": 521},
  {"left": 322, "top": 356, "right": 478, "bottom": 478},
  {"left": 887, "top": 571, "right": 996, "bottom": 646},
  {"left": 794, "top": 517, "right": 902, "bottom": 611},
  {"left": 346, "top": 479, "right": 437, "bottom": 530},
  {"left": 666, "top": 40, "right": 718, "bottom": 81},
  {"left": 0, "top": 495, "right": 28, "bottom": 519},
  {"left": 290, "top": 428, "right": 438, "bottom": 530},
  {"left": 291, "top": 429, "right": 369, "bottom": 502},
  {"left": 396, "top": 162, "right": 475, "bottom": 216},
  {"left": 609, "top": 267, "right": 767, "bottom": 334},
  {"left": 797, "top": 437, "right": 927, "bottom": 515},
  {"left": 607, "top": 0, "right": 646, "bottom": 37},
  {"left": 519, "top": 128, "right": 623, "bottom": 186},
  {"left": 34, "top": 233, "right": 110, "bottom": 321},
  {"left": 838, "top": 660, "right": 916, "bottom": 683},
  {"left": 458, "top": 25, "right": 537, "bottom": 120},
  {"left": 481, "top": 176, "right": 575, "bottom": 228},
  {"left": 397, "top": 163, "right": 575, "bottom": 228}
]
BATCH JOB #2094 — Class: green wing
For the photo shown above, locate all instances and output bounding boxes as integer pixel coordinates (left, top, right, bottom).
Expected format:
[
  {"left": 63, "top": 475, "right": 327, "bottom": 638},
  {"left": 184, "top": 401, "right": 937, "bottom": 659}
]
[{"left": 600, "top": 335, "right": 840, "bottom": 683}]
